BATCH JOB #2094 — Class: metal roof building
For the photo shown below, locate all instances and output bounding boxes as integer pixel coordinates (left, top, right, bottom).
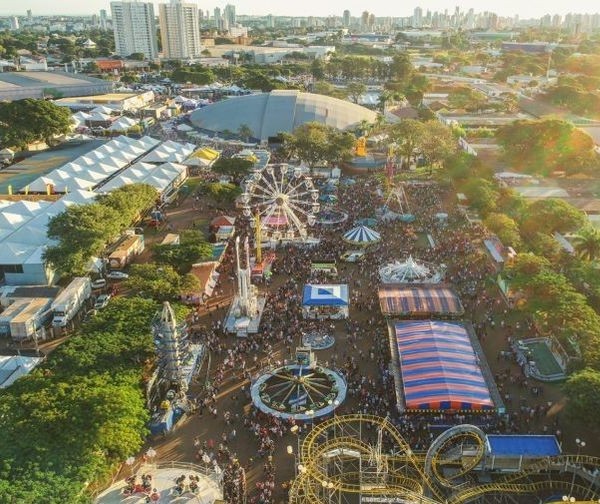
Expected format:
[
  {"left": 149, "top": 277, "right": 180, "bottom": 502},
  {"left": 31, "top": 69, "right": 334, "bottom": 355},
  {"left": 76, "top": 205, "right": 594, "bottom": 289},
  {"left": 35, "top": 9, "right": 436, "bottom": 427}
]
[
  {"left": 190, "top": 90, "right": 378, "bottom": 141},
  {"left": 0, "top": 71, "right": 113, "bottom": 101}
]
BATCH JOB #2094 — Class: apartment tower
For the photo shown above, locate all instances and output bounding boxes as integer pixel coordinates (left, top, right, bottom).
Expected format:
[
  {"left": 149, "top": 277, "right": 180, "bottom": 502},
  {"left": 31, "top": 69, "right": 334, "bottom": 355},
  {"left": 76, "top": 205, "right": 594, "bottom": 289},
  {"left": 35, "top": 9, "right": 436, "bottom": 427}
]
[
  {"left": 110, "top": 0, "right": 158, "bottom": 59},
  {"left": 159, "top": 0, "right": 202, "bottom": 59}
]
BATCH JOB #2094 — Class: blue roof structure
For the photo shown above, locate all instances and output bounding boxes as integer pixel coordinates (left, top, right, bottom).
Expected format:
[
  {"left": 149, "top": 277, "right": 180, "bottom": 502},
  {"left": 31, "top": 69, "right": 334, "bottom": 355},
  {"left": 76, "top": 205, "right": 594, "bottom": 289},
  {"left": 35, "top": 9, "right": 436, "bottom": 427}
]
[
  {"left": 302, "top": 284, "right": 349, "bottom": 307},
  {"left": 486, "top": 435, "right": 561, "bottom": 457}
]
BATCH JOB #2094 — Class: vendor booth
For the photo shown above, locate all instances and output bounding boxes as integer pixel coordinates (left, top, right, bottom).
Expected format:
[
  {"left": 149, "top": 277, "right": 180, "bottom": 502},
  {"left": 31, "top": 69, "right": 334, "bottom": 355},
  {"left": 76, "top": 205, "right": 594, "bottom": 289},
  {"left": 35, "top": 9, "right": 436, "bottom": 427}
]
[{"left": 302, "top": 284, "right": 349, "bottom": 320}]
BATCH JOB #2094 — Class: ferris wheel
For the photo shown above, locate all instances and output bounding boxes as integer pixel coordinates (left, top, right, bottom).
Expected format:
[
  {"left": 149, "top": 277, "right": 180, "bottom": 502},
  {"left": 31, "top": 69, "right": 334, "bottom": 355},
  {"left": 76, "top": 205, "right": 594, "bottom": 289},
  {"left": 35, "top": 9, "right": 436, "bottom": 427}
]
[{"left": 240, "top": 164, "right": 320, "bottom": 240}]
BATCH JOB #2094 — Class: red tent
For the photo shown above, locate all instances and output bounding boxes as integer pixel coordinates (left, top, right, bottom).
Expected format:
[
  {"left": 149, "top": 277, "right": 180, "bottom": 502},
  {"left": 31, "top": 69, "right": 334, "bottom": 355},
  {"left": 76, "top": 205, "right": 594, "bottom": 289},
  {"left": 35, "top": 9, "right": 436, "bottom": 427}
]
[{"left": 210, "top": 215, "right": 235, "bottom": 230}]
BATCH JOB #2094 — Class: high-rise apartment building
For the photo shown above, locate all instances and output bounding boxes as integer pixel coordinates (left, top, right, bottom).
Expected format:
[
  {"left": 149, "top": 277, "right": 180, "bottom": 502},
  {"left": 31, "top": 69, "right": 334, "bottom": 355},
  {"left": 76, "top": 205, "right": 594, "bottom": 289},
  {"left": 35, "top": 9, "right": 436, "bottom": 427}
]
[
  {"left": 100, "top": 9, "right": 108, "bottom": 30},
  {"left": 159, "top": 0, "right": 202, "bottom": 60},
  {"left": 111, "top": 1, "right": 158, "bottom": 59},
  {"left": 214, "top": 7, "right": 222, "bottom": 30},
  {"left": 224, "top": 4, "right": 236, "bottom": 28},
  {"left": 413, "top": 7, "right": 423, "bottom": 27},
  {"left": 9, "top": 17, "right": 19, "bottom": 31},
  {"left": 342, "top": 10, "right": 350, "bottom": 27}
]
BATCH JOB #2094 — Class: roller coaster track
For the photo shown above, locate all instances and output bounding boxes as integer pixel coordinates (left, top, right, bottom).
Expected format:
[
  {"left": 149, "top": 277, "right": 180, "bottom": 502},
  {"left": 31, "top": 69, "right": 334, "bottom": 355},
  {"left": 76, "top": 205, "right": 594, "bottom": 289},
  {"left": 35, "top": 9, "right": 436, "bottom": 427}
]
[{"left": 289, "top": 414, "right": 600, "bottom": 504}]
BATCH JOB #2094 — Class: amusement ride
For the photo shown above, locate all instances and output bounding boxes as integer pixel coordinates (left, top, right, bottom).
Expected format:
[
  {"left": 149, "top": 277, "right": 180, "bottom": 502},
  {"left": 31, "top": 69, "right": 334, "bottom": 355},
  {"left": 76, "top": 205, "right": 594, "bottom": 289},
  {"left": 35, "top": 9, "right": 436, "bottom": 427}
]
[
  {"left": 251, "top": 346, "right": 347, "bottom": 421},
  {"left": 240, "top": 164, "right": 320, "bottom": 242},
  {"left": 288, "top": 414, "right": 600, "bottom": 504}
]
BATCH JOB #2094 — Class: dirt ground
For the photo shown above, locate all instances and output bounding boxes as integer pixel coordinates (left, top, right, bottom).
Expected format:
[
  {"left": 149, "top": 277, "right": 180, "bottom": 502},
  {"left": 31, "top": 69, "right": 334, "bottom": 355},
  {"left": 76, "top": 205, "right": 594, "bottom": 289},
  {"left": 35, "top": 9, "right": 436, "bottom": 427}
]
[{"left": 127, "top": 174, "right": 598, "bottom": 504}]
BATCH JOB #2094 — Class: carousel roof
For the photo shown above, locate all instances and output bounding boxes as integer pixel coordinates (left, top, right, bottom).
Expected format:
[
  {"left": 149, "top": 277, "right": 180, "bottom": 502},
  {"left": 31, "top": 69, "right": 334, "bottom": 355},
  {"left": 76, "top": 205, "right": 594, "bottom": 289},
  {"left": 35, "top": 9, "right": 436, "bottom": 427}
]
[
  {"left": 379, "top": 256, "right": 441, "bottom": 284},
  {"left": 343, "top": 225, "right": 381, "bottom": 245}
]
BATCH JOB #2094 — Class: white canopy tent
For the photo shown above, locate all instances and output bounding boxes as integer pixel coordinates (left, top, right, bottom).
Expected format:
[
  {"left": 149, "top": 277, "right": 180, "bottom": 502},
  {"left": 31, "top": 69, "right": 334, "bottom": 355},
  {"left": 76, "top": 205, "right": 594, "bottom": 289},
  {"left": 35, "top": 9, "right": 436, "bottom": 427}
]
[
  {"left": 379, "top": 256, "right": 444, "bottom": 284},
  {"left": 23, "top": 136, "right": 161, "bottom": 193},
  {"left": 140, "top": 140, "right": 196, "bottom": 164}
]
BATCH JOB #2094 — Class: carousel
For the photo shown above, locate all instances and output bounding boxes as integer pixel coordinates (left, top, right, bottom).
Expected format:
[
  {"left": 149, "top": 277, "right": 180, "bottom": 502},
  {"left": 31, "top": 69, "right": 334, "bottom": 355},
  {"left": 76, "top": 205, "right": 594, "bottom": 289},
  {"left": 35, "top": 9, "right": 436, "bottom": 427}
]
[
  {"left": 250, "top": 347, "right": 347, "bottom": 421},
  {"left": 379, "top": 255, "right": 445, "bottom": 284},
  {"left": 302, "top": 330, "right": 335, "bottom": 350}
]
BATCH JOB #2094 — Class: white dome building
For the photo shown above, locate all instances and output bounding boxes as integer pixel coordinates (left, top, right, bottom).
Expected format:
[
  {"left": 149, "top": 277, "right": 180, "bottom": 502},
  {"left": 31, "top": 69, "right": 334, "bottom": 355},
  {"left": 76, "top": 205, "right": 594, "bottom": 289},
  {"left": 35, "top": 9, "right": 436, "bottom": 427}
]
[{"left": 190, "top": 90, "right": 377, "bottom": 141}]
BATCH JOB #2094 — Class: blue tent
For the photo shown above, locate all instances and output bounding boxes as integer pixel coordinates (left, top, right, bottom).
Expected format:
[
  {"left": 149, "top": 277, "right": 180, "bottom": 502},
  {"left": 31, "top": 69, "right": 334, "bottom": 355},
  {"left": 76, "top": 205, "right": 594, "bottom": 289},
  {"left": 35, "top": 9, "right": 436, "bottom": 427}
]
[
  {"left": 302, "top": 284, "right": 349, "bottom": 306},
  {"left": 343, "top": 225, "right": 381, "bottom": 245},
  {"left": 320, "top": 194, "right": 338, "bottom": 203}
]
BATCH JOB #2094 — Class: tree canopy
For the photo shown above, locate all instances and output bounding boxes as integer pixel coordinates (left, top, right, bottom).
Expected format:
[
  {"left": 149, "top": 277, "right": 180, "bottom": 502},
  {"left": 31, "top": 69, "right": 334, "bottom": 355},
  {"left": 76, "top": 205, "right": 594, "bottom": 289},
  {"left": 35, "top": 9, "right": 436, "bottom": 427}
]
[
  {"left": 44, "top": 184, "right": 158, "bottom": 276},
  {"left": 0, "top": 99, "right": 73, "bottom": 149},
  {"left": 125, "top": 263, "right": 197, "bottom": 301},
  {"left": 153, "top": 230, "right": 212, "bottom": 274},
  {"left": 562, "top": 368, "right": 600, "bottom": 431},
  {"left": 496, "top": 119, "right": 598, "bottom": 176},
  {"left": 279, "top": 122, "right": 356, "bottom": 167},
  {"left": 520, "top": 198, "right": 586, "bottom": 236},
  {"left": 0, "top": 297, "right": 158, "bottom": 503}
]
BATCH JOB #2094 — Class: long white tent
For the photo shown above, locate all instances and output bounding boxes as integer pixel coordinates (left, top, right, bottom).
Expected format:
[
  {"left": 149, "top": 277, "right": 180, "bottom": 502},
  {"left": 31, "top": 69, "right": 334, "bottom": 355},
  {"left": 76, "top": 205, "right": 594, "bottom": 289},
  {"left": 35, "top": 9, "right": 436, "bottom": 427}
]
[
  {"left": 98, "top": 162, "right": 188, "bottom": 201},
  {"left": 0, "top": 190, "right": 98, "bottom": 285},
  {"left": 23, "top": 136, "right": 160, "bottom": 194},
  {"left": 140, "top": 139, "right": 196, "bottom": 164}
]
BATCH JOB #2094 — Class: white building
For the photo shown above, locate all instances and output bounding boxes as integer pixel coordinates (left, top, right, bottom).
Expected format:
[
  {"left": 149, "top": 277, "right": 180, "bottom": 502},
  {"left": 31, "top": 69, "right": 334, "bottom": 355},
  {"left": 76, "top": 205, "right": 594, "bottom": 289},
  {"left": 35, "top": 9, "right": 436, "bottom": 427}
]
[
  {"left": 159, "top": 0, "right": 202, "bottom": 60},
  {"left": 111, "top": 0, "right": 158, "bottom": 60}
]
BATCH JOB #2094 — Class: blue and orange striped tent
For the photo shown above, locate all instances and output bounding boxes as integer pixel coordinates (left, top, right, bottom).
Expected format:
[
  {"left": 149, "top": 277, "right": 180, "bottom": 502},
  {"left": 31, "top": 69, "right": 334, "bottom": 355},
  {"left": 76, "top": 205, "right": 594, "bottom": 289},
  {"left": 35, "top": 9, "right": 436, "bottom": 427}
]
[
  {"left": 395, "top": 321, "right": 494, "bottom": 411},
  {"left": 379, "top": 285, "right": 464, "bottom": 317}
]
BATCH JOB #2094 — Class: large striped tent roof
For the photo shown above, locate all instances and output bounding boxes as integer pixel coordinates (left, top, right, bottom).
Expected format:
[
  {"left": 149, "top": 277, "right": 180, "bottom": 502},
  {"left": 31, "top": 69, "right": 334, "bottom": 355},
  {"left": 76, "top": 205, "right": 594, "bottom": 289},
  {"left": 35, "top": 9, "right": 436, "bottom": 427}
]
[
  {"left": 394, "top": 321, "right": 494, "bottom": 411},
  {"left": 342, "top": 225, "right": 381, "bottom": 245},
  {"left": 379, "top": 285, "right": 464, "bottom": 316}
]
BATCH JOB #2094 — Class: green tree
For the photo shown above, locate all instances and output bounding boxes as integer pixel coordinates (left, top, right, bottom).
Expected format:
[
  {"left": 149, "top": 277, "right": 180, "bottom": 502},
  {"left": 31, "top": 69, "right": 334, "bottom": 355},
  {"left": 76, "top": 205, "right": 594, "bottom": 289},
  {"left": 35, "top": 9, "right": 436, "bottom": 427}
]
[
  {"left": 0, "top": 99, "right": 73, "bottom": 149},
  {"left": 125, "top": 264, "right": 184, "bottom": 301},
  {"left": 419, "top": 120, "right": 457, "bottom": 172},
  {"left": 211, "top": 157, "right": 254, "bottom": 182},
  {"left": 484, "top": 213, "right": 522, "bottom": 249},
  {"left": 128, "top": 52, "right": 145, "bottom": 61},
  {"left": 45, "top": 185, "right": 158, "bottom": 276},
  {"left": 346, "top": 82, "right": 367, "bottom": 104},
  {"left": 237, "top": 123, "right": 254, "bottom": 142},
  {"left": 0, "top": 296, "right": 157, "bottom": 502},
  {"left": 562, "top": 368, "right": 600, "bottom": 430},
  {"left": 203, "top": 182, "right": 242, "bottom": 205},
  {"left": 281, "top": 122, "right": 355, "bottom": 167},
  {"left": 496, "top": 119, "right": 598, "bottom": 176},
  {"left": 507, "top": 252, "right": 551, "bottom": 279},
  {"left": 387, "top": 119, "right": 425, "bottom": 169},
  {"left": 573, "top": 226, "right": 600, "bottom": 261},
  {"left": 448, "top": 86, "right": 488, "bottom": 111},
  {"left": 153, "top": 230, "right": 212, "bottom": 273},
  {"left": 462, "top": 178, "right": 498, "bottom": 215},
  {"left": 520, "top": 199, "right": 586, "bottom": 236}
]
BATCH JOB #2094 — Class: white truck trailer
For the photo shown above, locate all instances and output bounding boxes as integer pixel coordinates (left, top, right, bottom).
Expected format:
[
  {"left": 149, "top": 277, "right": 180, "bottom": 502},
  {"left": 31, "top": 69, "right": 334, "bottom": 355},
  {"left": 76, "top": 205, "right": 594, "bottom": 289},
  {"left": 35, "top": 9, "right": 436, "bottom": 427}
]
[{"left": 51, "top": 277, "right": 92, "bottom": 328}]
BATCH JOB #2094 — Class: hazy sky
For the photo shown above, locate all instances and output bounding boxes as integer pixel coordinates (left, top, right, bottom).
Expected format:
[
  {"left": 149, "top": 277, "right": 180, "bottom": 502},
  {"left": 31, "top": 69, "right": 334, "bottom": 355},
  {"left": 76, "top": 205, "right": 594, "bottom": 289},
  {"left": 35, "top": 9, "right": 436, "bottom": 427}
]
[{"left": 2, "top": 0, "right": 600, "bottom": 19}]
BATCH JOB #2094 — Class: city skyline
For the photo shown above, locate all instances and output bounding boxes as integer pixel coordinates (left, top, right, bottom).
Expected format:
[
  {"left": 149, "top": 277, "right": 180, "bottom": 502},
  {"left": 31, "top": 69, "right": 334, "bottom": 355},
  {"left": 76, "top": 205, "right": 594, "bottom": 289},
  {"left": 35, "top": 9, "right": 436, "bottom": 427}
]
[{"left": 1, "top": 0, "right": 600, "bottom": 19}]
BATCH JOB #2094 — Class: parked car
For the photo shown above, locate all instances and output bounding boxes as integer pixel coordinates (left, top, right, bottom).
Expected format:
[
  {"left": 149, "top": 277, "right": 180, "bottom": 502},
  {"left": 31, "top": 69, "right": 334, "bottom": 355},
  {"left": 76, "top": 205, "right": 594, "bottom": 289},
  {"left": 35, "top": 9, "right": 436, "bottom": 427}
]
[
  {"left": 91, "top": 278, "right": 107, "bottom": 290},
  {"left": 340, "top": 250, "right": 365, "bottom": 263},
  {"left": 94, "top": 294, "right": 111, "bottom": 310},
  {"left": 106, "top": 271, "right": 129, "bottom": 280}
]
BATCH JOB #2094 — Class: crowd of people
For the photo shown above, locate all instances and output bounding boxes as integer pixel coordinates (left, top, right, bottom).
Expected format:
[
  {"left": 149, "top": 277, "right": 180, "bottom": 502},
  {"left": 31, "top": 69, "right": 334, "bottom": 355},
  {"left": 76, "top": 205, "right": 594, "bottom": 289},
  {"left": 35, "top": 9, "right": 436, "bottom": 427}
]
[{"left": 151, "top": 170, "right": 567, "bottom": 503}]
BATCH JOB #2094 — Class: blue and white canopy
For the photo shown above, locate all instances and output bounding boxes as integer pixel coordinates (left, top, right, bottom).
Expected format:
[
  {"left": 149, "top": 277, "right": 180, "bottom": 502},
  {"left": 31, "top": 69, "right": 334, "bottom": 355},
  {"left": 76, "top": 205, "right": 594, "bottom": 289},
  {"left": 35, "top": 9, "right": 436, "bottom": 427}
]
[
  {"left": 343, "top": 225, "right": 381, "bottom": 245},
  {"left": 302, "top": 284, "right": 349, "bottom": 307}
]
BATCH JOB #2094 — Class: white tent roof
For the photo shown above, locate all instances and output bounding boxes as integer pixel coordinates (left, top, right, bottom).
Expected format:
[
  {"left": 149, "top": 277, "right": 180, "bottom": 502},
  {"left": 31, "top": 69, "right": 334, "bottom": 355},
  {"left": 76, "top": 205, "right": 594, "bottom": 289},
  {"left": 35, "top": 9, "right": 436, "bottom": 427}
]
[
  {"left": 343, "top": 225, "right": 381, "bottom": 245},
  {"left": 141, "top": 140, "right": 196, "bottom": 164},
  {"left": 98, "top": 162, "right": 187, "bottom": 194},
  {"left": 87, "top": 111, "right": 112, "bottom": 122},
  {"left": 91, "top": 105, "right": 116, "bottom": 115},
  {"left": 24, "top": 136, "right": 161, "bottom": 193},
  {"left": 379, "top": 256, "right": 442, "bottom": 284},
  {"left": 108, "top": 117, "right": 138, "bottom": 131},
  {"left": 72, "top": 111, "right": 91, "bottom": 121},
  {"left": 0, "top": 190, "right": 97, "bottom": 264}
]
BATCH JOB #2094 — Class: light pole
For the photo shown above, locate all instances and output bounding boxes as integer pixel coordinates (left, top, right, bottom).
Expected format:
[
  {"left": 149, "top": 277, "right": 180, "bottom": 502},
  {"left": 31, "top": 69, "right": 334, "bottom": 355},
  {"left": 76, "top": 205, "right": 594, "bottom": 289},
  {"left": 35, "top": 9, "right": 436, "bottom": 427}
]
[{"left": 567, "top": 438, "right": 586, "bottom": 500}]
